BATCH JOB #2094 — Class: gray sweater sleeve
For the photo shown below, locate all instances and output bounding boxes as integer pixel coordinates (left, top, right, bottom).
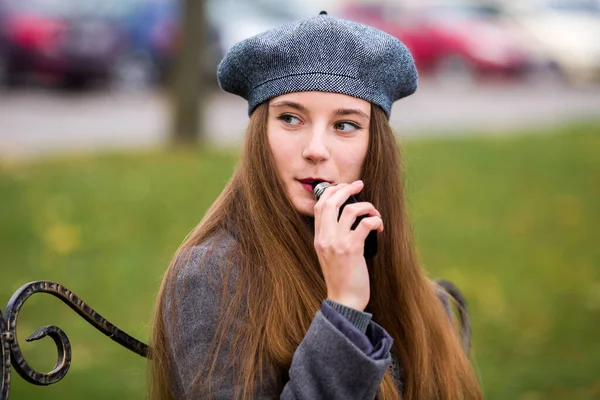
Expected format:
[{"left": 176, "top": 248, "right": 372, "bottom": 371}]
[
  {"left": 325, "top": 299, "right": 372, "bottom": 333},
  {"left": 163, "top": 235, "right": 393, "bottom": 400}
]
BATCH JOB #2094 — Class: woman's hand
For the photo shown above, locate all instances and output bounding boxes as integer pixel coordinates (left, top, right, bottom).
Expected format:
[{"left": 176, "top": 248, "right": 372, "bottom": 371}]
[{"left": 313, "top": 180, "right": 384, "bottom": 311}]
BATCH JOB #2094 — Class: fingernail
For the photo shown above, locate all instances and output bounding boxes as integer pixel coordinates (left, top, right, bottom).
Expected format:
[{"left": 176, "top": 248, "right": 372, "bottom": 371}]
[{"left": 354, "top": 180, "right": 363, "bottom": 186}]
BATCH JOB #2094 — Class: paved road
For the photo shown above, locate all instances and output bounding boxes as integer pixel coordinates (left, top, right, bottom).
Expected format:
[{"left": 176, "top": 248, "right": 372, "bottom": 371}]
[{"left": 0, "top": 79, "right": 599, "bottom": 159}]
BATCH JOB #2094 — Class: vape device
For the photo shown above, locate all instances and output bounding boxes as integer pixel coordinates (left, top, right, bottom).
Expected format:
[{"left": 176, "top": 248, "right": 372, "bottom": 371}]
[{"left": 313, "top": 182, "right": 378, "bottom": 259}]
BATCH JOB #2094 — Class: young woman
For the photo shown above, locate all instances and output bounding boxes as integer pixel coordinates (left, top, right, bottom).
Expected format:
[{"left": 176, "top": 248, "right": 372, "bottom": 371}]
[{"left": 149, "top": 12, "right": 482, "bottom": 400}]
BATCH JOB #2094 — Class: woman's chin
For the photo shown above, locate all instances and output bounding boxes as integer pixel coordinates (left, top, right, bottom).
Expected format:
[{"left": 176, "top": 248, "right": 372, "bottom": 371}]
[{"left": 292, "top": 198, "right": 316, "bottom": 217}]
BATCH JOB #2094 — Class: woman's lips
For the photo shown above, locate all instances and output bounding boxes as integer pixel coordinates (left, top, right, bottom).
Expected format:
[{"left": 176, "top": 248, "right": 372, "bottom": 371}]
[
  {"left": 300, "top": 182, "right": 315, "bottom": 193},
  {"left": 297, "top": 179, "right": 328, "bottom": 194}
]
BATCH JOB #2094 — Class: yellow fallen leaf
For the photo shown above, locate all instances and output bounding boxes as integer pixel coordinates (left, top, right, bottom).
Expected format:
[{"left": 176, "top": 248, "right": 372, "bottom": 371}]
[{"left": 43, "top": 222, "right": 81, "bottom": 255}]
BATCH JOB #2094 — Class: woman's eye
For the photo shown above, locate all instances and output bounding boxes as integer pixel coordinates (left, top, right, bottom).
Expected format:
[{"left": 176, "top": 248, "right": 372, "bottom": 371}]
[
  {"left": 278, "top": 114, "right": 301, "bottom": 125},
  {"left": 334, "top": 121, "right": 360, "bottom": 132}
]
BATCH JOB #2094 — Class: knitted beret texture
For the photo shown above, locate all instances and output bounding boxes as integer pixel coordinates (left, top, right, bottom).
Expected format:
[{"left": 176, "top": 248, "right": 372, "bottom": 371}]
[{"left": 217, "top": 13, "right": 418, "bottom": 118}]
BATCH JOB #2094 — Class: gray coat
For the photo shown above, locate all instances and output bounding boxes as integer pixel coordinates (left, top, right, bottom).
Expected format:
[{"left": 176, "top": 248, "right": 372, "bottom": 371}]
[{"left": 162, "top": 231, "right": 447, "bottom": 399}]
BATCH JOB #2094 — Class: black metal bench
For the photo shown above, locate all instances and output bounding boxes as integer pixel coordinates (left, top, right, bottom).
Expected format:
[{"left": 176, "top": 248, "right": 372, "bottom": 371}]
[{"left": 0, "top": 281, "right": 149, "bottom": 400}]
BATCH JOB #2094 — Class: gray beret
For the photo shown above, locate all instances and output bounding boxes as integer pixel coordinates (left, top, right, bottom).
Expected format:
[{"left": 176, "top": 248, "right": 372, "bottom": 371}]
[{"left": 217, "top": 12, "right": 418, "bottom": 118}]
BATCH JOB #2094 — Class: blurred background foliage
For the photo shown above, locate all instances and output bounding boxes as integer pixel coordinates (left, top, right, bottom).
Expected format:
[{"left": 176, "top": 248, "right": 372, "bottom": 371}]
[{"left": 1, "top": 120, "right": 599, "bottom": 399}]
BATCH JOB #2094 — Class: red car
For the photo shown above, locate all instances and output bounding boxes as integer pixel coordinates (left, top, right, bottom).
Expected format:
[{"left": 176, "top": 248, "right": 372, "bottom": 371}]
[
  {"left": 342, "top": 3, "right": 532, "bottom": 83},
  {"left": 0, "top": 0, "right": 125, "bottom": 88}
]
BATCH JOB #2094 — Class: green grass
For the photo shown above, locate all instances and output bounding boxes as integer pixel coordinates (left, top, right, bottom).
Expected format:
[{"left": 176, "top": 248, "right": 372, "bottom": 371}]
[{"left": 1, "top": 121, "right": 599, "bottom": 399}]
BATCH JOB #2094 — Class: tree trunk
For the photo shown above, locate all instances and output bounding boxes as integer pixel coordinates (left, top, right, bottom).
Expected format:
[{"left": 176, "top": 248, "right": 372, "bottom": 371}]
[{"left": 170, "top": 0, "right": 207, "bottom": 145}]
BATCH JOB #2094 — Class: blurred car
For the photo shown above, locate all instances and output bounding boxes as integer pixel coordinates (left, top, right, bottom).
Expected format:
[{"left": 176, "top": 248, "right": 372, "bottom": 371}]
[
  {"left": 206, "top": 0, "right": 324, "bottom": 56},
  {"left": 342, "top": 3, "right": 533, "bottom": 85},
  {"left": 0, "top": 0, "right": 129, "bottom": 88},
  {"left": 207, "top": 0, "right": 294, "bottom": 56},
  {"left": 112, "top": 0, "right": 179, "bottom": 88},
  {"left": 0, "top": 0, "right": 191, "bottom": 89},
  {"left": 503, "top": 0, "right": 600, "bottom": 84}
]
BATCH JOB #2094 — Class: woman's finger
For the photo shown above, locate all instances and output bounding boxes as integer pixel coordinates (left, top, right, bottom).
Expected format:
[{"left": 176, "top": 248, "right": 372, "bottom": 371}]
[
  {"left": 353, "top": 216, "right": 384, "bottom": 241},
  {"left": 313, "top": 182, "right": 348, "bottom": 235},
  {"left": 318, "top": 180, "right": 365, "bottom": 237},
  {"left": 325, "top": 180, "right": 364, "bottom": 210},
  {"left": 337, "top": 202, "right": 381, "bottom": 233}
]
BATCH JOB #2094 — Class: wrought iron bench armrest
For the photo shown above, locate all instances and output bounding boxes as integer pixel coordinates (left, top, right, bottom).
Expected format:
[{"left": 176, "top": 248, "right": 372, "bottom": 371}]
[{"left": 1, "top": 281, "right": 149, "bottom": 400}]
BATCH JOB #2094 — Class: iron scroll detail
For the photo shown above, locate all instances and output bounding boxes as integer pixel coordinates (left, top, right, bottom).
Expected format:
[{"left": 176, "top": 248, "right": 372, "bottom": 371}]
[
  {"left": 1, "top": 309, "right": 10, "bottom": 400},
  {"left": 1, "top": 281, "right": 150, "bottom": 399}
]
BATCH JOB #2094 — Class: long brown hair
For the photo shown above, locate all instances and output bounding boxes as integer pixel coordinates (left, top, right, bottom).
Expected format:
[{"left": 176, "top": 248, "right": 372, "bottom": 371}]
[{"left": 149, "top": 102, "right": 482, "bottom": 399}]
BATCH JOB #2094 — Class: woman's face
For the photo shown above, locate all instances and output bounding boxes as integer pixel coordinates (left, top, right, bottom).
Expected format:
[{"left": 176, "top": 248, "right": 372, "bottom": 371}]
[{"left": 267, "top": 91, "right": 370, "bottom": 217}]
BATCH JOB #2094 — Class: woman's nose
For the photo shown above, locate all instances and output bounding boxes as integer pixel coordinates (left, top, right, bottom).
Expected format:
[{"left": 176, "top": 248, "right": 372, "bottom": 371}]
[{"left": 301, "top": 129, "right": 329, "bottom": 163}]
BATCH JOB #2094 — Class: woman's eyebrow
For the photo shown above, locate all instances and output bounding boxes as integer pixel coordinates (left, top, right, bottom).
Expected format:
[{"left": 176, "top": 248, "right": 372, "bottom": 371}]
[
  {"left": 270, "top": 101, "right": 308, "bottom": 113},
  {"left": 270, "top": 101, "right": 369, "bottom": 120},
  {"left": 334, "top": 108, "right": 370, "bottom": 120}
]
